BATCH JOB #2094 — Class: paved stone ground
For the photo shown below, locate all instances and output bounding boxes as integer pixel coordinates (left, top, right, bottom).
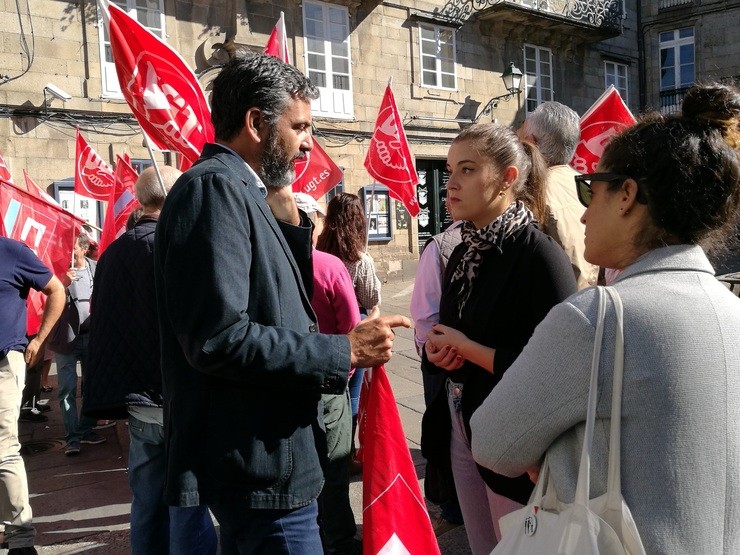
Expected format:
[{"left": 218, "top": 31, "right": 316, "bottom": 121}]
[{"left": 11, "top": 277, "right": 471, "bottom": 554}]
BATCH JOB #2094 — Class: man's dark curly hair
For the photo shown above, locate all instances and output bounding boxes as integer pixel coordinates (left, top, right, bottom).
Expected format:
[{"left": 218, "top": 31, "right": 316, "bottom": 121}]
[{"left": 210, "top": 51, "right": 319, "bottom": 141}]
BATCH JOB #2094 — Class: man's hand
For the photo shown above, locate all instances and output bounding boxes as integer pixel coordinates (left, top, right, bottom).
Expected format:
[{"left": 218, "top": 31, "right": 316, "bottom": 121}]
[
  {"left": 61, "top": 268, "right": 76, "bottom": 288},
  {"left": 348, "top": 306, "right": 411, "bottom": 368},
  {"left": 266, "top": 185, "right": 300, "bottom": 225},
  {"left": 24, "top": 336, "right": 44, "bottom": 366},
  {"left": 25, "top": 275, "right": 65, "bottom": 366}
]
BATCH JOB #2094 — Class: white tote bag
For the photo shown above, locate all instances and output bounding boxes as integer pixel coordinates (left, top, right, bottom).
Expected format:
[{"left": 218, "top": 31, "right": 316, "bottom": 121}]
[{"left": 492, "top": 287, "right": 646, "bottom": 555}]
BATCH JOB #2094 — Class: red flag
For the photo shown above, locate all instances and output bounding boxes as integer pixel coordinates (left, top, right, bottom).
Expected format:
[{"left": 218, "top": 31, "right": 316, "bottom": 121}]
[
  {"left": 1, "top": 179, "right": 85, "bottom": 333},
  {"left": 570, "top": 85, "right": 636, "bottom": 174},
  {"left": 264, "top": 12, "right": 290, "bottom": 64},
  {"left": 98, "top": 155, "right": 140, "bottom": 254},
  {"left": 365, "top": 84, "right": 420, "bottom": 216},
  {"left": 24, "top": 170, "right": 62, "bottom": 206},
  {"left": 75, "top": 129, "right": 116, "bottom": 201},
  {"left": 292, "top": 143, "right": 343, "bottom": 199},
  {"left": 0, "top": 151, "right": 13, "bottom": 183},
  {"left": 357, "top": 366, "right": 440, "bottom": 554},
  {"left": 107, "top": 3, "right": 214, "bottom": 165}
]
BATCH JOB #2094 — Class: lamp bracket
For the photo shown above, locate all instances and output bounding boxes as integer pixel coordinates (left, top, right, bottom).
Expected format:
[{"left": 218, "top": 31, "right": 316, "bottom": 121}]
[{"left": 473, "top": 91, "right": 519, "bottom": 123}]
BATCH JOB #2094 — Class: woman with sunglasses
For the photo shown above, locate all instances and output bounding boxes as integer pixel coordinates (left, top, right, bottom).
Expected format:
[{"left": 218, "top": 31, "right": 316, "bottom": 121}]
[
  {"left": 470, "top": 83, "right": 740, "bottom": 553},
  {"left": 422, "top": 124, "right": 576, "bottom": 554}
]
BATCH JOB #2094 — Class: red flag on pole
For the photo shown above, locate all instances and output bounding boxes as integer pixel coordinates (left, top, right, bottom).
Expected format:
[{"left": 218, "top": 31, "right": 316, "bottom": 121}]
[
  {"left": 570, "top": 85, "right": 636, "bottom": 174},
  {"left": 365, "top": 83, "right": 420, "bottom": 216},
  {"left": 292, "top": 144, "right": 343, "bottom": 199},
  {"left": 1, "top": 178, "right": 85, "bottom": 333},
  {"left": 357, "top": 366, "right": 440, "bottom": 554},
  {"left": 98, "top": 155, "right": 140, "bottom": 255},
  {"left": 0, "top": 151, "right": 13, "bottom": 183},
  {"left": 264, "top": 12, "right": 290, "bottom": 64},
  {"left": 106, "top": 3, "right": 214, "bottom": 166},
  {"left": 74, "top": 129, "right": 116, "bottom": 201}
]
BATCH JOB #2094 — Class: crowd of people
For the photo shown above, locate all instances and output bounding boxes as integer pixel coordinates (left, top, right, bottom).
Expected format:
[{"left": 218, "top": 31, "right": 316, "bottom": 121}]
[{"left": 1, "top": 49, "right": 738, "bottom": 555}]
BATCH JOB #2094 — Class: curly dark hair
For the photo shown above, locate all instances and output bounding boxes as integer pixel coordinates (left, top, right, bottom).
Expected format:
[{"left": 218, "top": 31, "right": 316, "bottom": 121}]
[
  {"left": 599, "top": 82, "right": 740, "bottom": 253},
  {"left": 210, "top": 51, "right": 319, "bottom": 141},
  {"left": 316, "top": 193, "right": 367, "bottom": 264}
]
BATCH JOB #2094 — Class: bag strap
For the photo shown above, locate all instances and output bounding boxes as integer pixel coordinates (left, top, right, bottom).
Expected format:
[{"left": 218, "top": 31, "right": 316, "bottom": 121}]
[
  {"left": 604, "top": 286, "right": 625, "bottom": 510},
  {"left": 573, "top": 286, "right": 607, "bottom": 506},
  {"left": 573, "top": 286, "right": 625, "bottom": 509}
]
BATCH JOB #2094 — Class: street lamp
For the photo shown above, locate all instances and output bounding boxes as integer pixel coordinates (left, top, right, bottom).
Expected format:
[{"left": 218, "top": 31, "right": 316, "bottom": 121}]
[{"left": 474, "top": 62, "right": 523, "bottom": 122}]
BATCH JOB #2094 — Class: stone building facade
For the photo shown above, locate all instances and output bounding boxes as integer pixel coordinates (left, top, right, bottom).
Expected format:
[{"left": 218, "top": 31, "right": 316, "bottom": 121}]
[
  {"left": 638, "top": 0, "right": 739, "bottom": 114},
  {"left": 1, "top": 0, "right": 641, "bottom": 280}
]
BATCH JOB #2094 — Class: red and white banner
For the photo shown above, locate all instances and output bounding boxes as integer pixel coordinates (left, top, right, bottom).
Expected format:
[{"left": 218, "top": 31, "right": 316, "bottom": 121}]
[
  {"left": 99, "top": 155, "right": 140, "bottom": 255},
  {"left": 357, "top": 366, "right": 440, "bottom": 555},
  {"left": 0, "top": 178, "right": 85, "bottom": 333},
  {"left": 0, "top": 151, "right": 13, "bottom": 183},
  {"left": 264, "top": 11, "right": 290, "bottom": 64},
  {"left": 292, "top": 143, "right": 343, "bottom": 199},
  {"left": 365, "top": 84, "right": 420, "bottom": 216},
  {"left": 106, "top": 3, "right": 214, "bottom": 166},
  {"left": 75, "top": 129, "right": 116, "bottom": 201},
  {"left": 570, "top": 85, "right": 636, "bottom": 174}
]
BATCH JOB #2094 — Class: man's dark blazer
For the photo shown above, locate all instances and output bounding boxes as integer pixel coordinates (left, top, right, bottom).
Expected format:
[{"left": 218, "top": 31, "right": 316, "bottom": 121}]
[
  {"left": 424, "top": 223, "right": 577, "bottom": 504},
  {"left": 154, "top": 144, "right": 351, "bottom": 509}
]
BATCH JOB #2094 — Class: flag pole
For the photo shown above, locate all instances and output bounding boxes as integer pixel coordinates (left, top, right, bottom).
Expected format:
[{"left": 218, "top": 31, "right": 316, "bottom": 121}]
[
  {"left": 365, "top": 76, "right": 393, "bottom": 250},
  {"left": 365, "top": 182, "right": 376, "bottom": 251},
  {"left": 143, "top": 135, "right": 167, "bottom": 198}
]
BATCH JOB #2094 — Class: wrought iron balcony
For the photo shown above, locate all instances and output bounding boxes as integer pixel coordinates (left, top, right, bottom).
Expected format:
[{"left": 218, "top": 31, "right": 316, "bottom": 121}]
[
  {"left": 437, "top": 0, "right": 623, "bottom": 36},
  {"left": 659, "top": 86, "right": 692, "bottom": 114},
  {"left": 659, "top": 0, "right": 695, "bottom": 9}
]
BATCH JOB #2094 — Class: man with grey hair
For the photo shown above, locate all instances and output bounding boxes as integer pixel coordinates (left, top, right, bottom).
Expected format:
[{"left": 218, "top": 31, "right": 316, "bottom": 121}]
[
  {"left": 519, "top": 101, "right": 598, "bottom": 288},
  {"left": 84, "top": 165, "right": 217, "bottom": 554}
]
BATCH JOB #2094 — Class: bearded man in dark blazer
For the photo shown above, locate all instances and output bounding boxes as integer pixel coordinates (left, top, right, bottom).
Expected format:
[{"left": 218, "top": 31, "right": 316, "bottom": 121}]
[{"left": 154, "top": 52, "right": 409, "bottom": 554}]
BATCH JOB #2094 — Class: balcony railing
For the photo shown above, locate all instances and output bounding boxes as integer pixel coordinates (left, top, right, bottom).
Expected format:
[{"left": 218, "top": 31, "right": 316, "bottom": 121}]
[
  {"left": 659, "top": 86, "right": 692, "bottom": 114},
  {"left": 437, "top": 0, "right": 623, "bottom": 30},
  {"left": 659, "top": 0, "right": 694, "bottom": 9}
]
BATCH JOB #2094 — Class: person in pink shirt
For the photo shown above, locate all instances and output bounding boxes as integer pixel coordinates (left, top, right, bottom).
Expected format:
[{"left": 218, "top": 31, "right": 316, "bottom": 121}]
[{"left": 295, "top": 193, "right": 362, "bottom": 555}]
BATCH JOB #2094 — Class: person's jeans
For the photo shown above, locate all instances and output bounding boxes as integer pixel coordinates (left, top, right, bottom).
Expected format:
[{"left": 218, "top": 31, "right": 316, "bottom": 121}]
[
  {"left": 55, "top": 335, "right": 96, "bottom": 444},
  {"left": 210, "top": 499, "right": 324, "bottom": 555},
  {"left": 318, "top": 390, "right": 356, "bottom": 553},
  {"left": 447, "top": 380, "right": 522, "bottom": 555},
  {"left": 0, "top": 351, "right": 36, "bottom": 548},
  {"left": 128, "top": 415, "right": 217, "bottom": 555},
  {"left": 348, "top": 367, "right": 365, "bottom": 417}
]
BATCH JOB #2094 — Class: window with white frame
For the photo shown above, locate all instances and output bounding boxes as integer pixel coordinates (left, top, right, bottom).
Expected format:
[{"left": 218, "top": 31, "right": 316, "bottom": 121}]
[
  {"left": 98, "top": 0, "right": 165, "bottom": 98},
  {"left": 303, "top": 0, "right": 353, "bottom": 119},
  {"left": 659, "top": 27, "right": 694, "bottom": 92},
  {"left": 419, "top": 24, "right": 456, "bottom": 90},
  {"left": 604, "top": 61, "right": 628, "bottom": 102},
  {"left": 523, "top": 45, "right": 553, "bottom": 113}
]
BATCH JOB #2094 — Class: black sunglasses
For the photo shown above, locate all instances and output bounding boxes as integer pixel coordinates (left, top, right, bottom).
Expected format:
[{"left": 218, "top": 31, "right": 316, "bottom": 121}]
[{"left": 574, "top": 173, "right": 631, "bottom": 208}]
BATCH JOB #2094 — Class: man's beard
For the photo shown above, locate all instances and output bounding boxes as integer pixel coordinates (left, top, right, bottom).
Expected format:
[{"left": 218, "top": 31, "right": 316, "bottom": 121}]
[{"left": 260, "top": 127, "right": 299, "bottom": 188}]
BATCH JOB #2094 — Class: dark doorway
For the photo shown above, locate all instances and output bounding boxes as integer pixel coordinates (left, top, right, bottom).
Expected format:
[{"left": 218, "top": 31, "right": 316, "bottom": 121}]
[{"left": 415, "top": 159, "right": 452, "bottom": 253}]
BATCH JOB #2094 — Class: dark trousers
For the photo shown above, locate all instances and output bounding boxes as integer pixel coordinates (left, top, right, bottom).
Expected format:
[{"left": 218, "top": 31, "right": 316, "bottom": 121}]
[
  {"left": 422, "top": 362, "right": 464, "bottom": 525},
  {"left": 318, "top": 390, "right": 356, "bottom": 552}
]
